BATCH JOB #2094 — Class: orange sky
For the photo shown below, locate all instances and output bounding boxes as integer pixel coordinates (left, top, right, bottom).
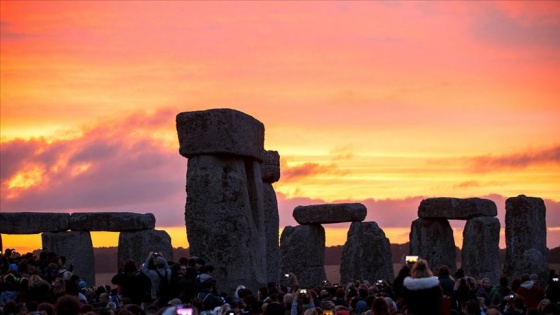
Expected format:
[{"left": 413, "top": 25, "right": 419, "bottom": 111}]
[{"left": 1, "top": 1, "right": 559, "bottom": 254}]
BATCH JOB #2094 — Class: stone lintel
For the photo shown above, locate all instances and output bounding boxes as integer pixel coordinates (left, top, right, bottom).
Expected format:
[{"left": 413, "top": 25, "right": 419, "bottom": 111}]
[
  {"left": 70, "top": 212, "right": 156, "bottom": 231},
  {"left": 293, "top": 203, "right": 367, "bottom": 225},
  {"left": 176, "top": 108, "right": 265, "bottom": 161},
  {"left": 0, "top": 212, "right": 70, "bottom": 234},
  {"left": 418, "top": 197, "right": 497, "bottom": 219}
]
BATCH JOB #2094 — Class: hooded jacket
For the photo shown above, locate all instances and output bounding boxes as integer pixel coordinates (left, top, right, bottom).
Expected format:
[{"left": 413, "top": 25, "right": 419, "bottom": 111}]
[
  {"left": 403, "top": 276, "right": 442, "bottom": 315},
  {"left": 516, "top": 280, "right": 544, "bottom": 308}
]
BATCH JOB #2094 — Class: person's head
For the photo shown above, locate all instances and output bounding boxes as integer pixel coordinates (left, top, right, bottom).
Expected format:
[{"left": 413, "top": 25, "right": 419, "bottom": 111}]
[
  {"left": 410, "top": 259, "right": 433, "bottom": 278},
  {"left": 123, "top": 260, "right": 137, "bottom": 274},
  {"left": 485, "top": 306, "right": 502, "bottom": 315},
  {"left": 371, "top": 297, "right": 389, "bottom": 315},
  {"left": 438, "top": 265, "right": 450, "bottom": 277},
  {"left": 512, "top": 295, "right": 525, "bottom": 311},
  {"left": 499, "top": 276, "right": 509, "bottom": 287},
  {"left": 480, "top": 278, "right": 491, "bottom": 288},
  {"left": 282, "top": 293, "right": 293, "bottom": 306},
  {"left": 55, "top": 295, "right": 81, "bottom": 315},
  {"left": 38, "top": 302, "right": 55, "bottom": 315}
]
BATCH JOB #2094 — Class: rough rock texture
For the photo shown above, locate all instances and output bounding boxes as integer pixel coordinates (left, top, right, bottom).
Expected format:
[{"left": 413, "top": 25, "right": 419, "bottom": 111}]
[
  {"left": 42, "top": 231, "right": 95, "bottom": 286},
  {"left": 340, "top": 222, "right": 394, "bottom": 284},
  {"left": 0, "top": 212, "right": 70, "bottom": 234},
  {"left": 263, "top": 183, "right": 280, "bottom": 283},
  {"left": 514, "top": 249, "right": 549, "bottom": 288},
  {"left": 280, "top": 225, "right": 326, "bottom": 288},
  {"left": 409, "top": 218, "right": 456, "bottom": 273},
  {"left": 504, "top": 195, "right": 547, "bottom": 279},
  {"left": 461, "top": 217, "right": 501, "bottom": 284},
  {"left": 176, "top": 108, "right": 265, "bottom": 161},
  {"left": 118, "top": 230, "right": 173, "bottom": 270},
  {"left": 293, "top": 203, "right": 367, "bottom": 225},
  {"left": 261, "top": 150, "right": 280, "bottom": 183},
  {"left": 70, "top": 212, "right": 155, "bottom": 231},
  {"left": 185, "top": 154, "right": 267, "bottom": 296},
  {"left": 418, "top": 198, "right": 497, "bottom": 219}
]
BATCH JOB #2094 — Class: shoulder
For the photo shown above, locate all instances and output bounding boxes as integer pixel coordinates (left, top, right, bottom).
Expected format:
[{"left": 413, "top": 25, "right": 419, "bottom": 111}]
[{"left": 403, "top": 276, "right": 440, "bottom": 291}]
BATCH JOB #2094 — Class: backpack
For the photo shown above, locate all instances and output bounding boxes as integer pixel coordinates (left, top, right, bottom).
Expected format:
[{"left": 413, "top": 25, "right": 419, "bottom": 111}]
[{"left": 156, "top": 269, "right": 172, "bottom": 303}]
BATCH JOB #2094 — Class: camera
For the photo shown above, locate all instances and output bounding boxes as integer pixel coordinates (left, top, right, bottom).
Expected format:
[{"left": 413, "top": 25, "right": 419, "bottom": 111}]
[
  {"left": 323, "top": 310, "right": 334, "bottom": 315},
  {"left": 153, "top": 252, "right": 160, "bottom": 257},
  {"left": 284, "top": 274, "right": 290, "bottom": 278},
  {"left": 553, "top": 277, "right": 559, "bottom": 282},
  {"left": 176, "top": 306, "right": 193, "bottom": 315},
  {"left": 405, "top": 255, "right": 418, "bottom": 264},
  {"left": 300, "top": 289, "right": 307, "bottom": 294}
]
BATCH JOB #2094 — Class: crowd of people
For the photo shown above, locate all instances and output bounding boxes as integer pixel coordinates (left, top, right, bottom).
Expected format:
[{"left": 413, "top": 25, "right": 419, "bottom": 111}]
[{"left": 1, "top": 248, "right": 560, "bottom": 315}]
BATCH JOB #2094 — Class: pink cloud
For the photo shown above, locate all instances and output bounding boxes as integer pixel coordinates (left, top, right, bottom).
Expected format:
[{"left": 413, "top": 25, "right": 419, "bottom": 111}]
[{"left": 470, "top": 145, "right": 560, "bottom": 172}]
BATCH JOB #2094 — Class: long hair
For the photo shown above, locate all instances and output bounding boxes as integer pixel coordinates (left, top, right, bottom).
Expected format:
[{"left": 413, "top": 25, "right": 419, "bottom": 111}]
[{"left": 410, "top": 259, "right": 433, "bottom": 278}]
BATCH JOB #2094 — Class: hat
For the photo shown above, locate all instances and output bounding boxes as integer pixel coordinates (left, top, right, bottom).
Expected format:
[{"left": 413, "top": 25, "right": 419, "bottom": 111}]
[
  {"left": 9, "top": 264, "right": 18, "bottom": 273},
  {"left": 168, "top": 298, "right": 182, "bottom": 306},
  {"left": 198, "top": 274, "right": 213, "bottom": 283},
  {"left": 79, "top": 280, "right": 87, "bottom": 288},
  {"left": 106, "top": 302, "right": 117, "bottom": 310},
  {"left": 155, "top": 257, "right": 167, "bottom": 266}
]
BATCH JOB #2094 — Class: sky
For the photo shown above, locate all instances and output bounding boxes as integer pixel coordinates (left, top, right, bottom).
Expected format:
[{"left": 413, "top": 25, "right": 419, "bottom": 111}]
[{"left": 1, "top": 1, "right": 559, "bottom": 254}]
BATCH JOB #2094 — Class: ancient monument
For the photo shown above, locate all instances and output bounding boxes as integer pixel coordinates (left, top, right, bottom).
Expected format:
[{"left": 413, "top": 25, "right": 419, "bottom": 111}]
[
  {"left": 0, "top": 212, "right": 171, "bottom": 286},
  {"left": 1, "top": 108, "right": 550, "bottom": 291},
  {"left": 410, "top": 197, "right": 502, "bottom": 283}
]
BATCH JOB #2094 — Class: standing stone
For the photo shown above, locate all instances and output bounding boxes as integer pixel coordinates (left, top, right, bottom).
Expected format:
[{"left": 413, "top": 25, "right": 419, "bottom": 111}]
[
  {"left": 461, "top": 217, "right": 501, "bottom": 284},
  {"left": 0, "top": 234, "right": 2, "bottom": 253},
  {"left": 262, "top": 150, "right": 281, "bottom": 283},
  {"left": 418, "top": 198, "right": 497, "bottom": 219},
  {"left": 0, "top": 212, "right": 70, "bottom": 234},
  {"left": 118, "top": 230, "right": 173, "bottom": 270},
  {"left": 515, "top": 249, "right": 549, "bottom": 288},
  {"left": 293, "top": 203, "right": 367, "bottom": 225},
  {"left": 409, "top": 218, "right": 456, "bottom": 274},
  {"left": 504, "top": 195, "right": 547, "bottom": 279},
  {"left": 70, "top": 213, "right": 155, "bottom": 231},
  {"left": 280, "top": 225, "right": 326, "bottom": 288},
  {"left": 185, "top": 154, "right": 266, "bottom": 295},
  {"left": 177, "top": 108, "right": 268, "bottom": 296},
  {"left": 340, "top": 222, "right": 394, "bottom": 284},
  {"left": 42, "top": 231, "right": 95, "bottom": 286}
]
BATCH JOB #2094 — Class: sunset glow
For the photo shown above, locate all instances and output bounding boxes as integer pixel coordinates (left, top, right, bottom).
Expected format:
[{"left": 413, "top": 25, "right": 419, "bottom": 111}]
[{"left": 1, "top": 1, "right": 559, "bottom": 255}]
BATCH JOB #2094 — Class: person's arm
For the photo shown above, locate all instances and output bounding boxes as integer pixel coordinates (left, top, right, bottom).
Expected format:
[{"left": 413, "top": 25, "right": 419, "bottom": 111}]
[
  {"left": 289, "top": 272, "right": 299, "bottom": 292},
  {"left": 142, "top": 252, "right": 154, "bottom": 275},
  {"left": 291, "top": 291, "right": 299, "bottom": 315}
]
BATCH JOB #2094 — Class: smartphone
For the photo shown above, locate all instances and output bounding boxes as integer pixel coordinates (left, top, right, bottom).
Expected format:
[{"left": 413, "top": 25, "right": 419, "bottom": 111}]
[
  {"left": 300, "top": 289, "right": 307, "bottom": 294},
  {"left": 553, "top": 277, "right": 559, "bottom": 282},
  {"left": 284, "top": 274, "right": 290, "bottom": 278},
  {"left": 324, "top": 310, "right": 334, "bottom": 315},
  {"left": 405, "top": 255, "right": 418, "bottom": 263},
  {"left": 176, "top": 306, "right": 193, "bottom": 315}
]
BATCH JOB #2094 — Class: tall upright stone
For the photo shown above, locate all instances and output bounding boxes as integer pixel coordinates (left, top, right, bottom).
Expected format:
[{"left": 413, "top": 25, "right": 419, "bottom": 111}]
[
  {"left": 42, "top": 231, "right": 95, "bottom": 286},
  {"left": 176, "top": 108, "right": 267, "bottom": 295},
  {"left": 280, "top": 225, "right": 326, "bottom": 288},
  {"left": 118, "top": 230, "right": 173, "bottom": 270},
  {"left": 261, "top": 150, "right": 281, "bottom": 283},
  {"left": 461, "top": 217, "right": 501, "bottom": 283},
  {"left": 340, "top": 222, "right": 394, "bottom": 284},
  {"left": 409, "top": 218, "right": 456, "bottom": 273},
  {"left": 504, "top": 195, "right": 547, "bottom": 282}
]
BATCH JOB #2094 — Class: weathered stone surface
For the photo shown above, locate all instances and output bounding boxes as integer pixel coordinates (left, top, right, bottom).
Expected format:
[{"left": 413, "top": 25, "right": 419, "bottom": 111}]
[
  {"left": 118, "top": 230, "right": 173, "bottom": 270},
  {"left": 42, "top": 231, "right": 95, "bottom": 287},
  {"left": 409, "top": 218, "right": 456, "bottom": 273},
  {"left": 176, "top": 108, "right": 265, "bottom": 161},
  {"left": 261, "top": 150, "right": 280, "bottom": 183},
  {"left": 280, "top": 225, "right": 326, "bottom": 288},
  {"left": 0, "top": 212, "right": 70, "bottom": 234},
  {"left": 504, "top": 195, "right": 547, "bottom": 278},
  {"left": 263, "top": 183, "right": 280, "bottom": 283},
  {"left": 418, "top": 197, "right": 497, "bottom": 219},
  {"left": 70, "top": 212, "right": 155, "bottom": 231},
  {"left": 513, "top": 249, "right": 549, "bottom": 288},
  {"left": 185, "top": 154, "right": 267, "bottom": 296},
  {"left": 461, "top": 217, "right": 501, "bottom": 284},
  {"left": 293, "top": 203, "right": 367, "bottom": 225},
  {"left": 340, "top": 222, "right": 394, "bottom": 284}
]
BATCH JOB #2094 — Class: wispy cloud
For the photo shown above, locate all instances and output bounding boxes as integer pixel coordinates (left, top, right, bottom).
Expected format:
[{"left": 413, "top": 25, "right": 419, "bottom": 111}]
[{"left": 469, "top": 145, "right": 560, "bottom": 172}]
